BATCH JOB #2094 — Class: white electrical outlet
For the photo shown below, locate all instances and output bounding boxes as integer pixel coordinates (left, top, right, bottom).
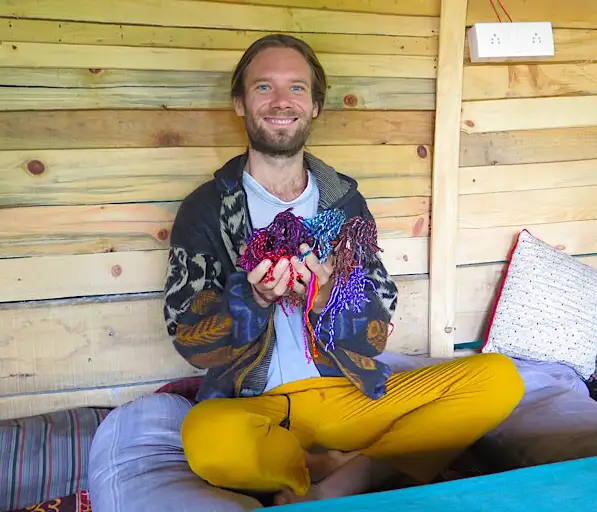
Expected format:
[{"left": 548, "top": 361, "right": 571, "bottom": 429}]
[{"left": 468, "top": 22, "right": 555, "bottom": 62}]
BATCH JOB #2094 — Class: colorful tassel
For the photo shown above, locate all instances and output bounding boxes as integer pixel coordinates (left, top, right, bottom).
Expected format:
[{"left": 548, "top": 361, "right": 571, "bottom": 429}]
[
  {"left": 303, "top": 274, "right": 320, "bottom": 361},
  {"left": 239, "top": 207, "right": 381, "bottom": 362}
]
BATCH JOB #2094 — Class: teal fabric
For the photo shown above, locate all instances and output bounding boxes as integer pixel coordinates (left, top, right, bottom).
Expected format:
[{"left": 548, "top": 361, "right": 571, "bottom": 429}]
[{"left": 266, "top": 456, "right": 597, "bottom": 511}]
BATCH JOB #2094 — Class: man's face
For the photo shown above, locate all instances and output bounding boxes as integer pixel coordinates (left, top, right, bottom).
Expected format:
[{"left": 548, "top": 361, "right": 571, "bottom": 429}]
[{"left": 234, "top": 46, "right": 319, "bottom": 158}]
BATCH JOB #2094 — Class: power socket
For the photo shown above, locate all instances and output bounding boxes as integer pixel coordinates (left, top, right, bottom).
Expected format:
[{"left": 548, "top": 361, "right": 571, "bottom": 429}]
[{"left": 468, "top": 22, "right": 555, "bottom": 62}]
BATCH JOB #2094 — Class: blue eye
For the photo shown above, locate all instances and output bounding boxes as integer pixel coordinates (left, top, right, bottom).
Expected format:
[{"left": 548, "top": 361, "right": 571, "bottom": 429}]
[
  {"left": 256, "top": 84, "right": 269, "bottom": 91},
  {"left": 291, "top": 85, "right": 304, "bottom": 92}
]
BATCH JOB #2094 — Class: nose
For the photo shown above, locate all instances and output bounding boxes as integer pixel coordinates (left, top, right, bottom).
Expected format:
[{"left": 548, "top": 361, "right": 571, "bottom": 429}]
[{"left": 270, "top": 88, "right": 293, "bottom": 110}]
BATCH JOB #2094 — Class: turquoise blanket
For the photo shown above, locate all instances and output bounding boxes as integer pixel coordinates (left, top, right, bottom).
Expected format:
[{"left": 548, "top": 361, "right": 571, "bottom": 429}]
[{"left": 267, "top": 456, "right": 597, "bottom": 511}]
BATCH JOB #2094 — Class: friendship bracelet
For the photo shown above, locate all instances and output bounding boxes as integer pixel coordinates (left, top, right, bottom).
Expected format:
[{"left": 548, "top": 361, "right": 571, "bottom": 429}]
[{"left": 238, "top": 207, "right": 381, "bottom": 362}]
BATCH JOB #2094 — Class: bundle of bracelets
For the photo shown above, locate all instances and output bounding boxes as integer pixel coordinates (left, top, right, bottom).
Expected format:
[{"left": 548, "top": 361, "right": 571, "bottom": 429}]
[{"left": 238, "top": 207, "right": 380, "bottom": 362}]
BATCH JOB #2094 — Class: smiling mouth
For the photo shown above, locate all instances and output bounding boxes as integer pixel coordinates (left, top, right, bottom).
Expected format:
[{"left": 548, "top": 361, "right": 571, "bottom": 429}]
[{"left": 264, "top": 117, "right": 298, "bottom": 126}]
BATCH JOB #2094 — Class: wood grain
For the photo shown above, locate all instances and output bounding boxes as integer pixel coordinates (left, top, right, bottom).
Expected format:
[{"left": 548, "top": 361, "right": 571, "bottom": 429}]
[
  {"left": 459, "top": 159, "right": 597, "bottom": 195},
  {"left": 458, "top": 220, "right": 597, "bottom": 265},
  {"left": 0, "top": 145, "right": 431, "bottom": 207},
  {"left": 0, "top": 382, "right": 168, "bottom": 421},
  {"left": 0, "top": 110, "right": 435, "bottom": 150},
  {"left": 460, "top": 126, "right": 597, "bottom": 167},
  {"left": 0, "top": 237, "right": 429, "bottom": 302},
  {"left": 0, "top": 42, "right": 438, "bottom": 78},
  {"left": 461, "top": 95, "right": 597, "bottom": 133},
  {"left": 459, "top": 186, "right": 597, "bottom": 229},
  {"left": 214, "top": 0, "right": 441, "bottom": 17},
  {"left": 0, "top": 297, "right": 201, "bottom": 396},
  {"left": 463, "top": 63, "right": 597, "bottom": 101},
  {"left": 0, "top": 1, "right": 439, "bottom": 36},
  {"left": 0, "top": 18, "right": 438, "bottom": 56},
  {"left": 466, "top": 0, "right": 597, "bottom": 29},
  {"left": 0, "top": 198, "right": 429, "bottom": 258},
  {"left": 0, "top": 69, "right": 436, "bottom": 111},
  {"left": 0, "top": 274, "right": 430, "bottom": 398},
  {"left": 428, "top": 0, "right": 468, "bottom": 358}
]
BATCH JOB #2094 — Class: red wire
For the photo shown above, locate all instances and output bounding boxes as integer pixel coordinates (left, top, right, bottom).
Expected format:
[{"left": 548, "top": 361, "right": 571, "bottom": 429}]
[
  {"left": 488, "top": 0, "right": 502, "bottom": 22},
  {"left": 497, "top": 0, "right": 514, "bottom": 22}
]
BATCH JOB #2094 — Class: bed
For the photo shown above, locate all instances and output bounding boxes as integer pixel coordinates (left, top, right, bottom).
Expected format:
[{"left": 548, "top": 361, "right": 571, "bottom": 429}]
[{"left": 2, "top": 353, "right": 596, "bottom": 512}]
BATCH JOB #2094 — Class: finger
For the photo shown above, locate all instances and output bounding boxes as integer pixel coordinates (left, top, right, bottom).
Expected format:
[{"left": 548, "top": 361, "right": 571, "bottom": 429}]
[
  {"left": 292, "top": 280, "right": 306, "bottom": 297},
  {"left": 239, "top": 244, "right": 247, "bottom": 256},
  {"left": 291, "top": 256, "right": 312, "bottom": 286},
  {"left": 299, "top": 244, "right": 326, "bottom": 282},
  {"left": 247, "top": 259, "right": 272, "bottom": 285},
  {"left": 273, "top": 267, "right": 292, "bottom": 296},
  {"left": 260, "top": 258, "right": 290, "bottom": 290}
]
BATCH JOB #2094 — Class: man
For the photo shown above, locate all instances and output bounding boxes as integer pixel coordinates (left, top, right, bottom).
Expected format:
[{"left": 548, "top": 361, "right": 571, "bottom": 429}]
[
  {"left": 88, "top": 34, "right": 523, "bottom": 510},
  {"left": 163, "top": 34, "right": 524, "bottom": 505}
]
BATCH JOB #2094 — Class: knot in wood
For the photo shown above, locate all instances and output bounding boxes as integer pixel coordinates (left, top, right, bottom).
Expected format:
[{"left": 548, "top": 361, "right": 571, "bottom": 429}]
[
  {"left": 416, "top": 145, "right": 428, "bottom": 159},
  {"left": 111, "top": 264, "right": 122, "bottom": 277},
  {"left": 343, "top": 94, "right": 358, "bottom": 108},
  {"left": 27, "top": 160, "right": 46, "bottom": 175},
  {"left": 157, "top": 228, "right": 169, "bottom": 241}
]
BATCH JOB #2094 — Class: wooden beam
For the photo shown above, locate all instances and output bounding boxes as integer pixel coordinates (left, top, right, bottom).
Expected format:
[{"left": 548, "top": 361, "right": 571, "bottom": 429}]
[
  {"left": 428, "top": 0, "right": 468, "bottom": 358},
  {"left": 461, "top": 95, "right": 597, "bottom": 133},
  {"left": 460, "top": 126, "right": 597, "bottom": 167},
  {"left": 0, "top": 110, "right": 435, "bottom": 150},
  {"left": 0, "top": 41, "right": 437, "bottom": 78},
  {"left": 0, "top": 237, "right": 429, "bottom": 303},
  {"left": 0, "top": 18, "right": 438, "bottom": 56},
  {"left": 0, "top": 145, "right": 431, "bottom": 207},
  {"left": 459, "top": 159, "right": 597, "bottom": 194},
  {"left": 0, "top": 198, "right": 429, "bottom": 258},
  {"left": 0, "top": 382, "right": 167, "bottom": 421},
  {"left": 458, "top": 220, "right": 597, "bottom": 265},
  {"left": 0, "top": 69, "right": 436, "bottom": 111},
  {"left": 0, "top": 274, "right": 431, "bottom": 399},
  {"left": 0, "top": 1, "right": 439, "bottom": 36},
  {"left": 213, "top": 0, "right": 441, "bottom": 17},
  {"left": 463, "top": 63, "right": 597, "bottom": 101},
  {"left": 466, "top": 0, "right": 597, "bottom": 29},
  {"left": 459, "top": 185, "right": 597, "bottom": 229}
]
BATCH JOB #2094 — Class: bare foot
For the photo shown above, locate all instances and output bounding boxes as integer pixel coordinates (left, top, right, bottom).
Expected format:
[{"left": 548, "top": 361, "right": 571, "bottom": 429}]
[
  {"left": 305, "top": 449, "right": 360, "bottom": 483},
  {"left": 274, "top": 484, "right": 326, "bottom": 506},
  {"left": 275, "top": 455, "right": 411, "bottom": 506}
]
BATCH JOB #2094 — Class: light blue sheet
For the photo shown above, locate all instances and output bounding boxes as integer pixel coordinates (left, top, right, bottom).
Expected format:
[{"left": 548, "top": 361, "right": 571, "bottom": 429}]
[{"left": 266, "top": 456, "right": 597, "bottom": 512}]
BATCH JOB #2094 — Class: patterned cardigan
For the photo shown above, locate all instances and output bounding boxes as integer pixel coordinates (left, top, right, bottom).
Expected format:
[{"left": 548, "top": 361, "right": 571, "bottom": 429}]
[{"left": 163, "top": 151, "right": 399, "bottom": 402}]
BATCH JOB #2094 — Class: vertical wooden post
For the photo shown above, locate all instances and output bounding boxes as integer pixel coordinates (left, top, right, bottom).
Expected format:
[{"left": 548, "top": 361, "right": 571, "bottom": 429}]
[{"left": 428, "top": 0, "right": 469, "bottom": 357}]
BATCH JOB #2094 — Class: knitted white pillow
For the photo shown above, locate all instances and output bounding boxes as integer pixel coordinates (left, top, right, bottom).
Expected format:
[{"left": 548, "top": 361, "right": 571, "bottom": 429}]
[{"left": 482, "top": 229, "right": 597, "bottom": 380}]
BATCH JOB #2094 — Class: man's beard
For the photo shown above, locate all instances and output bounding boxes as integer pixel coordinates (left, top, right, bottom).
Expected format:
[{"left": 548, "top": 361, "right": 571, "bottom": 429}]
[{"left": 244, "top": 111, "right": 312, "bottom": 158}]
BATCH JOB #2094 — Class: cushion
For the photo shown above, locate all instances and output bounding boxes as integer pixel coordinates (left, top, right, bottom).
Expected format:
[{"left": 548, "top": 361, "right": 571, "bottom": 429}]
[
  {"left": 482, "top": 229, "right": 597, "bottom": 380},
  {"left": 5, "top": 490, "right": 91, "bottom": 512},
  {"left": 0, "top": 408, "right": 111, "bottom": 511},
  {"left": 155, "top": 376, "right": 204, "bottom": 402}
]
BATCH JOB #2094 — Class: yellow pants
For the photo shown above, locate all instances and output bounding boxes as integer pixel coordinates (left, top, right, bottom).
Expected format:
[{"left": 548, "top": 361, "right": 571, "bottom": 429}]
[{"left": 181, "top": 353, "right": 524, "bottom": 496}]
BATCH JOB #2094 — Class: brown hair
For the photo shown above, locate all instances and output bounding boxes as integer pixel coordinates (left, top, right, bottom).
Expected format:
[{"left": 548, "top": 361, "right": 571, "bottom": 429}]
[{"left": 230, "top": 34, "right": 327, "bottom": 116}]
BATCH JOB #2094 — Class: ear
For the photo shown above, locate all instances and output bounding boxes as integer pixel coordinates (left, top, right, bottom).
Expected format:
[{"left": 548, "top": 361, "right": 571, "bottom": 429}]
[
  {"left": 312, "top": 103, "right": 320, "bottom": 119},
  {"left": 233, "top": 96, "right": 245, "bottom": 117}
]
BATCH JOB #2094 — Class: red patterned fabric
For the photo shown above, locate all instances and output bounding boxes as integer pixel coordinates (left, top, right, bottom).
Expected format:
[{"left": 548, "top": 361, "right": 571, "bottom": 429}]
[
  {"left": 155, "top": 376, "right": 204, "bottom": 402},
  {"left": 5, "top": 490, "right": 91, "bottom": 512}
]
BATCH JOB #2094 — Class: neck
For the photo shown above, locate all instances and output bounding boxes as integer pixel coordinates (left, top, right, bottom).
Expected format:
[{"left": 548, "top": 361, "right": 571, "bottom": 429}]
[{"left": 246, "top": 148, "right": 307, "bottom": 202}]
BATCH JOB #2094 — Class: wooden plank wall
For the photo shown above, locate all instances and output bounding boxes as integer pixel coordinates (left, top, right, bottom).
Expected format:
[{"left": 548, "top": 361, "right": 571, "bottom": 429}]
[
  {"left": 0, "top": 0, "right": 441, "bottom": 419},
  {"left": 456, "top": 0, "right": 597, "bottom": 349}
]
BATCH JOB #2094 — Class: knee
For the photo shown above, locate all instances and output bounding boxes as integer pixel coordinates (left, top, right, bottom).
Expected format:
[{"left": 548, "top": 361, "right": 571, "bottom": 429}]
[
  {"left": 474, "top": 353, "right": 525, "bottom": 408},
  {"left": 181, "top": 400, "right": 268, "bottom": 486}
]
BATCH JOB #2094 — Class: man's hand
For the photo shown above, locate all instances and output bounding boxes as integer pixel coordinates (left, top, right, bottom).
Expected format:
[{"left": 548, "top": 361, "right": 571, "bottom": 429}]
[
  {"left": 247, "top": 258, "right": 295, "bottom": 308},
  {"left": 291, "top": 244, "right": 335, "bottom": 314}
]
